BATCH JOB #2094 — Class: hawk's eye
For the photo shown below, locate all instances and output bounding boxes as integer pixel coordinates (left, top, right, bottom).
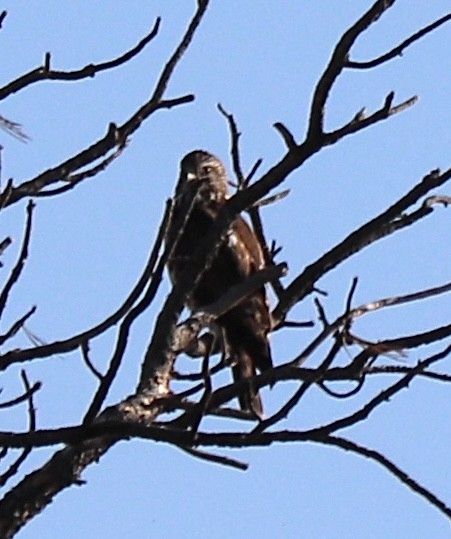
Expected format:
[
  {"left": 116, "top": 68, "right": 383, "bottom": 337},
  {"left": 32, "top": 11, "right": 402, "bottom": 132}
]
[{"left": 202, "top": 165, "right": 212, "bottom": 175}]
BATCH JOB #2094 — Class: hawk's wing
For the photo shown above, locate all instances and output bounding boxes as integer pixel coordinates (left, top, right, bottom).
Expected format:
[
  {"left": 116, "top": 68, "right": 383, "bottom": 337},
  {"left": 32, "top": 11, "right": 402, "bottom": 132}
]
[
  {"left": 217, "top": 216, "right": 273, "bottom": 417},
  {"left": 167, "top": 150, "right": 273, "bottom": 417}
]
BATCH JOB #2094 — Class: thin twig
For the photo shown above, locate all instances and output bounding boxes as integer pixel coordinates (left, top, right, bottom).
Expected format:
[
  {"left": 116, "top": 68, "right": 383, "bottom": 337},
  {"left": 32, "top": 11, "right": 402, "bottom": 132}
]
[
  {"left": 0, "top": 19, "right": 161, "bottom": 100},
  {"left": 80, "top": 341, "right": 103, "bottom": 381},
  {"left": 2, "top": 2, "right": 210, "bottom": 209},
  {"left": 317, "top": 378, "right": 365, "bottom": 399},
  {"left": 179, "top": 445, "right": 248, "bottom": 471},
  {"left": 33, "top": 144, "right": 125, "bottom": 198},
  {"left": 0, "top": 115, "right": 30, "bottom": 143},
  {"left": 0, "top": 201, "right": 35, "bottom": 319},
  {"left": 83, "top": 230, "right": 174, "bottom": 423},
  {"left": 308, "top": 0, "right": 396, "bottom": 138},
  {"left": 346, "top": 13, "right": 451, "bottom": 69},
  {"left": 0, "top": 380, "right": 41, "bottom": 410},
  {"left": 217, "top": 103, "right": 245, "bottom": 186},
  {"left": 367, "top": 365, "right": 451, "bottom": 383},
  {"left": 0, "top": 306, "right": 36, "bottom": 346},
  {"left": 251, "top": 337, "right": 342, "bottom": 435},
  {"left": 190, "top": 337, "right": 214, "bottom": 436},
  {"left": 273, "top": 122, "right": 297, "bottom": 150},
  {"left": 0, "top": 237, "right": 12, "bottom": 257},
  {"left": 305, "top": 344, "right": 451, "bottom": 436},
  {"left": 275, "top": 167, "right": 451, "bottom": 321},
  {"left": 0, "top": 200, "right": 172, "bottom": 371},
  {"left": 0, "top": 371, "right": 37, "bottom": 487},
  {"left": 251, "top": 189, "right": 290, "bottom": 209},
  {"left": 349, "top": 280, "right": 451, "bottom": 319},
  {"left": 320, "top": 434, "right": 451, "bottom": 520}
]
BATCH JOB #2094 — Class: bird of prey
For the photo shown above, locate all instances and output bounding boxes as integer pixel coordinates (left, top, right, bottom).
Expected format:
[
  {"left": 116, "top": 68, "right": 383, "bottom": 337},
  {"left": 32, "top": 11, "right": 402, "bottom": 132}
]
[{"left": 166, "top": 150, "right": 272, "bottom": 418}]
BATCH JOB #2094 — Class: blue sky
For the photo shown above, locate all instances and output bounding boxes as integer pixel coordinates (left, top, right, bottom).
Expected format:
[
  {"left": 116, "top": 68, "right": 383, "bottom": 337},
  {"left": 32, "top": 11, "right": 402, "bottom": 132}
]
[{"left": 1, "top": 2, "right": 450, "bottom": 538}]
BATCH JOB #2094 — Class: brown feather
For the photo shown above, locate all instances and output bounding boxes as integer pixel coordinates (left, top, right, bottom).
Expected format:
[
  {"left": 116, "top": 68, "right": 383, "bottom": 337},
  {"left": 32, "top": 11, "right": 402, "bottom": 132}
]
[{"left": 166, "top": 150, "right": 272, "bottom": 418}]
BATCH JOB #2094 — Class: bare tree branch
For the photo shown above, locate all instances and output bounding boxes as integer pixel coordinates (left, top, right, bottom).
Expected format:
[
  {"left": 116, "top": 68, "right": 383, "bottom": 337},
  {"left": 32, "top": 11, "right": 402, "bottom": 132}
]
[
  {"left": 0, "top": 2, "right": 211, "bottom": 209},
  {"left": 0, "top": 380, "right": 41, "bottom": 410},
  {"left": 0, "top": 305, "right": 36, "bottom": 346},
  {"left": 179, "top": 445, "right": 248, "bottom": 471},
  {"left": 0, "top": 371, "right": 37, "bottom": 487},
  {"left": 305, "top": 344, "right": 451, "bottom": 437},
  {"left": 308, "top": 0, "right": 396, "bottom": 139},
  {"left": 0, "top": 200, "right": 172, "bottom": 371},
  {"left": 0, "top": 200, "right": 35, "bottom": 319},
  {"left": 0, "top": 3, "right": 449, "bottom": 535},
  {"left": 346, "top": 12, "right": 451, "bottom": 69},
  {"left": 217, "top": 103, "right": 245, "bottom": 187},
  {"left": 320, "top": 434, "right": 451, "bottom": 520},
  {"left": 0, "top": 19, "right": 161, "bottom": 100},
  {"left": 80, "top": 341, "right": 103, "bottom": 381},
  {"left": 274, "top": 167, "right": 451, "bottom": 322}
]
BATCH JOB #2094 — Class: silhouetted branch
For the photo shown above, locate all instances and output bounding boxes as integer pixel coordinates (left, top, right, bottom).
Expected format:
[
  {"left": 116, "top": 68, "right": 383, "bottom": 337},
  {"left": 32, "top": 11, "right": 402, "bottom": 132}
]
[
  {"left": 325, "top": 93, "right": 418, "bottom": 143},
  {"left": 347, "top": 280, "right": 451, "bottom": 320},
  {"left": 0, "top": 18, "right": 161, "bottom": 100},
  {"left": 33, "top": 143, "right": 125, "bottom": 198},
  {"left": 217, "top": 103, "right": 245, "bottom": 187},
  {"left": 83, "top": 202, "right": 176, "bottom": 423},
  {"left": 308, "top": 0, "right": 396, "bottom": 139},
  {"left": 367, "top": 365, "right": 451, "bottom": 383},
  {"left": 0, "top": 379, "right": 41, "bottom": 410},
  {"left": 346, "top": 322, "right": 451, "bottom": 373},
  {"left": 189, "top": 340, "right": 214, "bottom": 436},
  {"left": 0, "top": 201, "right": 35, "bottom": 319},
  {"left": 251, "top": 337, "right": 342, "bottom": 435},
  {"left": 273, "top": 122, "right": 297, "bottom": 150},
  {"left": 0, "top": 179, "right": 13, "bottom": 209},
  {"left": 0, "top": 371, "right": 36, "bottom": 487},
  {"left": 346, "top": 13, "right": 451, "bottom": 69},
  {"left": 1, "top": 0, "right": 210, "bottom": 209},
  {"left": 305, "top": 344, "right": 451, "bottom": 437},
  {"left": 0, "top": 200, "right": 172, "bottom": 372},
  {"left": 318, "top": 378, "right": 365, "bottom": 399},
  {"left": 274, "top": 167, "right": 451, "bottom": 321},
  {"left": 245, "top": 158, "right": 263, "bottom": 184},
  {"left": 179, "top": 445, "right": 248, "bottom": 471},
  {"left": 321, "top": 434, "right": 451, "bottom": 519},
  {"left": 80, "top": 341, "right": 103, "bottom": 381},
  {"left": 0, "top": 305, "right": 36, "bottom": 346},
  {"left": 0, "top": 237, "right": 11, "bottom": 258}
]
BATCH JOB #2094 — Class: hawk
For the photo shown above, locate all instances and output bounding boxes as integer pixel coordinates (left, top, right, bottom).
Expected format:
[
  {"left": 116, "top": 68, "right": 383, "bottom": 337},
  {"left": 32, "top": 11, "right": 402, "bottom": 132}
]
[{"left": 166, "top": 150, "right": 272, "bottom": 418}]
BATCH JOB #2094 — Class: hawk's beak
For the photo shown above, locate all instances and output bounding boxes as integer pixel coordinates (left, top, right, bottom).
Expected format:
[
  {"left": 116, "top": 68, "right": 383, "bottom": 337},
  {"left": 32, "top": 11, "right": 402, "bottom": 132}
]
[{"left": 186, "top": 171, "right": 198, "bottom": 182}]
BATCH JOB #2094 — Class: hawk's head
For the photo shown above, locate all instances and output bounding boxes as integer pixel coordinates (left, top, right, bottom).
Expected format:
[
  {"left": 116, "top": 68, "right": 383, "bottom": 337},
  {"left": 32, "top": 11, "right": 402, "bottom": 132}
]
[{"left": 177, "top": 150, "right": 228, "bottom": 202}]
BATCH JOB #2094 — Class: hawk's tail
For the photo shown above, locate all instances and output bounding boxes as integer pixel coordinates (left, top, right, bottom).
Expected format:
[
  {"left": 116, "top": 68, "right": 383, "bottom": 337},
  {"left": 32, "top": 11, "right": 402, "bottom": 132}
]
[
  {"left": 231, "top": 352, "right": 263, "bottom": 419},
  {"left": 221, "top": 304, "right": 272, "bottom": 419}
]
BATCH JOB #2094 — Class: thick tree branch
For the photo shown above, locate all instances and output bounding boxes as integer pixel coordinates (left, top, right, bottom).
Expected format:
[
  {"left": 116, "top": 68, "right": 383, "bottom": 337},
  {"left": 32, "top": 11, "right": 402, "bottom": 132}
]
[
  {"left": 308, "top": 0, "right": 396, "bottom": 138},
  {"left": 0, "top": 3, "right": 449, "bottom": 535}
]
